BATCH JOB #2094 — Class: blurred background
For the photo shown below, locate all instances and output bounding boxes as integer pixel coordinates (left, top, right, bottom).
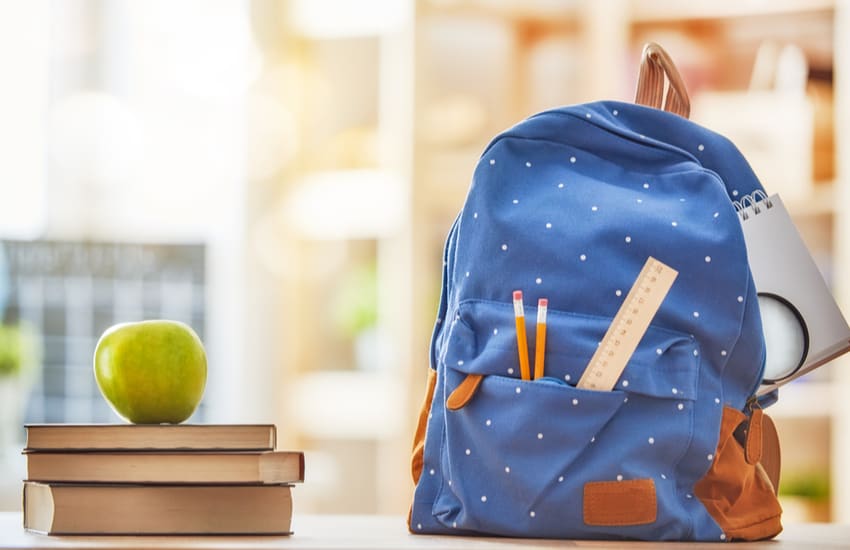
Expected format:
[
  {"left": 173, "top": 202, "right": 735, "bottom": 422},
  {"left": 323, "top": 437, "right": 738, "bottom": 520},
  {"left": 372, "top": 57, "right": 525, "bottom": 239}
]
[{"left": 1, "top": 0, "right": 849, "bottom": 524}]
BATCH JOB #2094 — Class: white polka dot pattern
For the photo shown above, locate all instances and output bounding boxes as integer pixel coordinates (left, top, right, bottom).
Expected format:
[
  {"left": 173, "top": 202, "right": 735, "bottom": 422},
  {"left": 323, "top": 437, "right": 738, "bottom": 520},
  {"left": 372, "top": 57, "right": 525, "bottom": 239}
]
[{"left": 411, "top": 100, "right": 769, "bottom": 541}]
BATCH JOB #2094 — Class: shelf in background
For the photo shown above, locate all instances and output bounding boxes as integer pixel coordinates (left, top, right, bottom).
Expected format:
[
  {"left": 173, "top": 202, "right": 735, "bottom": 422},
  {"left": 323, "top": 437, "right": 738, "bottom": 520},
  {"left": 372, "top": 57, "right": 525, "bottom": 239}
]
[
  {"left": 289, "top": 371, "right": 406, "bottom": 440},
  {"left": 785, "top": 183, "right": 836, "bottom": 218},
  {"left": 425, "top": 0, "right": 837, "bottom": 26},
  {"left": 630, "top": 0, "right": 835, "bottom": 23},
  {"left": 421, "top": 0, "right": 582, "bottom": 27},
  {"left": 769, "top": 380, "right": 835, "bottom": 419}
]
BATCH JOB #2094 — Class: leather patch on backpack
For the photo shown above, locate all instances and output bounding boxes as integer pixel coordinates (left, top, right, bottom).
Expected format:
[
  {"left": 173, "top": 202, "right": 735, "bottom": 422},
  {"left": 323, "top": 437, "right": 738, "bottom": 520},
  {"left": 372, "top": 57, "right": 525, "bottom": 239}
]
[{"left": 583, "top": 479, "right": 657, "bottom": 526}]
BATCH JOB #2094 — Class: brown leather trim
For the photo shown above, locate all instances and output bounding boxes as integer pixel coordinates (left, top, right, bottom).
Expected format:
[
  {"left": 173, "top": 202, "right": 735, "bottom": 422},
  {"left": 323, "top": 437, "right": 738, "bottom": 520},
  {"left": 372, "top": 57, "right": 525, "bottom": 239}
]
[
  {"left": 446, "top": 374, "right": 483, "bottom": 411},
  {"left": 726, "top": 514, "right": 784, "bottom": 542},
  {"left": 695, "top": 406, "right": 782, "bottom": 541},
  {"left": 760, "top": 413, "right": 782, "bottom": 494},
  {"left": 411, "top": 368, "right": 438, "bottom": 485},
  {"left": 745, "top": 407, "right": 764, "bottom": 465},
  {"left": 583, "top": 479, "right": 657, "bottom": 526},
  {"left": 635, "top": 42, "right": 691, "bottom": 118}
]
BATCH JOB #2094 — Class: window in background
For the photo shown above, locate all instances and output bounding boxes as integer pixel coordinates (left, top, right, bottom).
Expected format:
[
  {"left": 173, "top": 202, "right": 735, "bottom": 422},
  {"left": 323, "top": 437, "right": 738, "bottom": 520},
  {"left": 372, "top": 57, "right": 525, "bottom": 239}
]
[
  {"left": 37, "top": 0, "right": 265, "bottom": 424},
  {"left": 1, "top": 240, "right": 206, "bottom": 425},
  {"left": 0, "top": 0, "right": 302, "bottom": 512}
]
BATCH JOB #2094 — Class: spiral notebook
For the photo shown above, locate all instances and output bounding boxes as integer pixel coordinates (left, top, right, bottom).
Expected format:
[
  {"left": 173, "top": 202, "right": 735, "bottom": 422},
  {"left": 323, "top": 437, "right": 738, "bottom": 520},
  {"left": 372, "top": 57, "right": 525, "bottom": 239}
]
[{"left": 735, "top": 192, "right": 850, "bottom": 394}]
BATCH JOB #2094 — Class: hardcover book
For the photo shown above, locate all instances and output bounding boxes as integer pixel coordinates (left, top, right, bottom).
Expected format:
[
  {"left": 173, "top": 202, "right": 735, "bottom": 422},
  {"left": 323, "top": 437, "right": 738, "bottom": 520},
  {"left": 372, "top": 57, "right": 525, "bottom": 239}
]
[
  {"left": 23, "top": 482, "right": 293, "bottom": 535},
  {"left": 24, "top": 424, "right": 277, "bottom": 452},
  {"left": 26, "top": 450, "right": 305, "bottom": 485}
]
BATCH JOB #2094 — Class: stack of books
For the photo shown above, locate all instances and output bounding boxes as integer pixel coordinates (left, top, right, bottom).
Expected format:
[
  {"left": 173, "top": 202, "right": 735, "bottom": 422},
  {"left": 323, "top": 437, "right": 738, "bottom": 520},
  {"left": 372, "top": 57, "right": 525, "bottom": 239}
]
[{"left": 21, "top": 424, "right": 304, "bottom": 535}]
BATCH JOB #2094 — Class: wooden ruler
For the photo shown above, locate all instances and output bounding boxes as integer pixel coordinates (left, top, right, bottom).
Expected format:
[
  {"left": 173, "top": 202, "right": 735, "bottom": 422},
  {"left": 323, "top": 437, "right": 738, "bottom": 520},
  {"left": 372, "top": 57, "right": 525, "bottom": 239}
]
[{"left": 577, "top": 256, "right": 678, "bottom": 391}]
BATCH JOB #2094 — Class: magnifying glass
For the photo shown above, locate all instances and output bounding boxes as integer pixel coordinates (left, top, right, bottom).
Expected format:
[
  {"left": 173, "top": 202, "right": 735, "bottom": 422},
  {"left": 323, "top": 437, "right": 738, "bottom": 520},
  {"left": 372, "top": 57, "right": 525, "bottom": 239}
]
[{"left": 758, "top": 292, "right": 809, "bottom": 384}]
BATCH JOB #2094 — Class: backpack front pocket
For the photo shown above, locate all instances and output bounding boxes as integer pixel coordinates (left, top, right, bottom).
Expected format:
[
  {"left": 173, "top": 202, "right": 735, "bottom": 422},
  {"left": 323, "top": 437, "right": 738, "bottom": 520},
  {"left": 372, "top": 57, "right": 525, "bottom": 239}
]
[{"left": 432, "top": 300, "right": 702, "bottom": 539}]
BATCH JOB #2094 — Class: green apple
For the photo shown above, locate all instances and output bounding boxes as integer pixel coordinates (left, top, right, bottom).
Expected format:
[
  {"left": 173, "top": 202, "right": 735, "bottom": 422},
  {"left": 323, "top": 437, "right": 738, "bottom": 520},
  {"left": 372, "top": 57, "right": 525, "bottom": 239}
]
[{"left": 94, "top": 320, "right": 207, "bottom": 424}]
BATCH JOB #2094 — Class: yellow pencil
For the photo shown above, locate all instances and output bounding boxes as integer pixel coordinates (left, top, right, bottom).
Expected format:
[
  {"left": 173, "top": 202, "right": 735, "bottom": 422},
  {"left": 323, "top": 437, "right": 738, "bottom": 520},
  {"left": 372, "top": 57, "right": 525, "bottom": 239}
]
[
  {"left": 534, "top": 298, "right": 548, "bottom": 380},
  {"left": 513, "top": 290, "right": 531, "bottom": 381}
]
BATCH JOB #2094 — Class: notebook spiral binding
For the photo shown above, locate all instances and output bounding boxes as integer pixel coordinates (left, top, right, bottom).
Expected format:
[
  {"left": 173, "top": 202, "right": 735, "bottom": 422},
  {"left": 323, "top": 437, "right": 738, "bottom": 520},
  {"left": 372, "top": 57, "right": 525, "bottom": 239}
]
[{"left": 733, "top": 190, "right": 773, "bottom": 221}]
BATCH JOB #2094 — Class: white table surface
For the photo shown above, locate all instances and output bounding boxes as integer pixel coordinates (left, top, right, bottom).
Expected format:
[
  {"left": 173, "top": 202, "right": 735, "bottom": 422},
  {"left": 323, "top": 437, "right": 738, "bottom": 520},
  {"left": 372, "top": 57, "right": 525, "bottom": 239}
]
[{"left": 2, "top": 512, "right": 850, "bottom": 549}]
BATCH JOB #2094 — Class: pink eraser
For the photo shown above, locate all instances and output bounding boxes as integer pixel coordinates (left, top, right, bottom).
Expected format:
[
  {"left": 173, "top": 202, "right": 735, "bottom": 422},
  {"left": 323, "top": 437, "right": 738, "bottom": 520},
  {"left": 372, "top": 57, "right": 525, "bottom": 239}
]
[
  {"left": 513, "top": 290, "right": 523, "bottom": 301},
  {"left": 538, "top": 298, "right": 548, "bottom": 307}
]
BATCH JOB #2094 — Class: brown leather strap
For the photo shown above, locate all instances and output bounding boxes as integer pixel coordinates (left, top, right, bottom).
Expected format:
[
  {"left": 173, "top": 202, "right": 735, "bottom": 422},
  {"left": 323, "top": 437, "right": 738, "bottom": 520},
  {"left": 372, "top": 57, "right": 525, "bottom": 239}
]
[
  {"left": 411, "top": 369, "right": 438, "bottom": 484},
  {"left": 745, "top": 407, "right": 764, "bottom": 465},
  {"left": 635, "top": 42, "right": 691, "bottom": 119},
  {"left": 760, "top": 413, "right": 782, "bottom": 494},
  {"left": 446, "top": 374, "right": 483, "bottom": 411},
  {"left": 695, "top": 406, "right": 783, "bottom": 541}
]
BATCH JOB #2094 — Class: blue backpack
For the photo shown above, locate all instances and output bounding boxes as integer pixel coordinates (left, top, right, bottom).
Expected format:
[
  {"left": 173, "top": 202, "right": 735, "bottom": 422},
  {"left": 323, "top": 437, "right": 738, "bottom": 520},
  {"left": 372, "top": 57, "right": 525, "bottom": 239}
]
[{"left": 410, "top": 44, "right": 782, "bottom": 542}]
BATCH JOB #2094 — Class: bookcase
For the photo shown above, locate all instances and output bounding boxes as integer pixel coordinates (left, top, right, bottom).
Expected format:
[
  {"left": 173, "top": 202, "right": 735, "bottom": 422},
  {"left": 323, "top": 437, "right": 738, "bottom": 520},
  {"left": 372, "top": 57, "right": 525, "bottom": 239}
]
[
  {"left": 252, "top": 1, "right": 414, "bottom": 514},
  {"left": 269, "top": 0, "right": 850, "bottom": 519}
]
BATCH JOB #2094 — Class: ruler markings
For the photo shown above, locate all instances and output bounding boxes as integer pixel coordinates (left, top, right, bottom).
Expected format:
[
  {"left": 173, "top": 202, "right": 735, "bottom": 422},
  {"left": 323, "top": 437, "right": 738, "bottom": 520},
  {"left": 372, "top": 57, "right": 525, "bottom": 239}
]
[{"left": 577, "top": 256, "right": 678, "bottom": 391}]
